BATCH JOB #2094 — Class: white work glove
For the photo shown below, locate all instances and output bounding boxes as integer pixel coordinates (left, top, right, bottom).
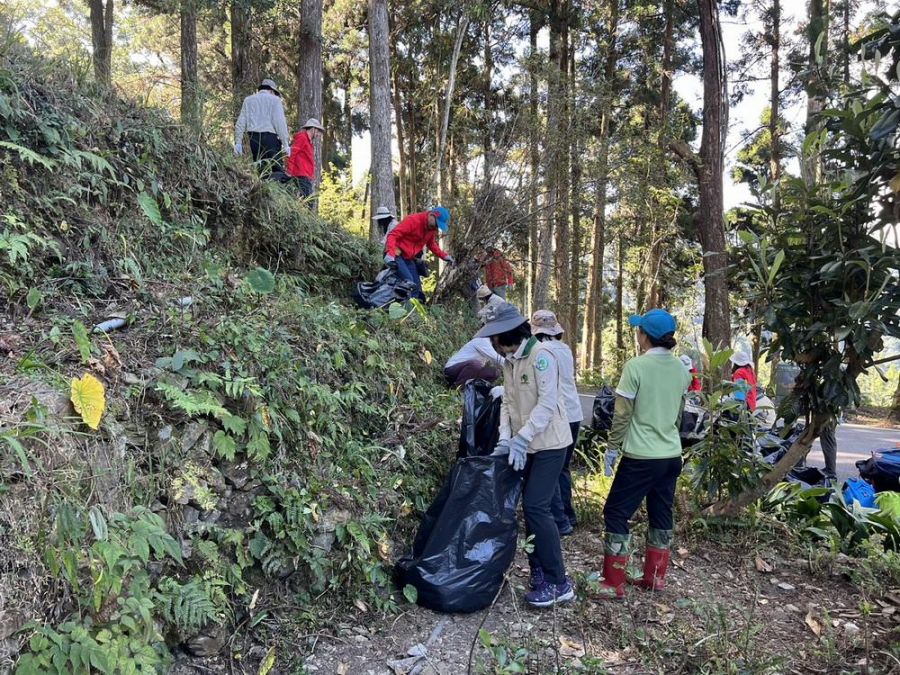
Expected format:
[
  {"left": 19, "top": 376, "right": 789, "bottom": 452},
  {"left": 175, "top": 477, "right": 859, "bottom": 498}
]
[
  {"left": 234, "top": 143, "right": 243, "bottom": 156},
  {"left": 384, "top": 254, "right": 396, "bottom": 266},
  {"left": 489, "top": 385, "right": 504, "bottom": 400},
  {"left": 284, "top": 146, "right": 291, "bottom": 157},
  {"left": 507, "top": 434, "right": 529, "bottom": 472},
  {"left": 491, "top": 438, "right": 510, "bottom": 457},
  {"left": 605, "top": 448, "right": 618, "bottom": 477},
  {"left": 445, "top": 255, "right": 456, "bottom": 266}
]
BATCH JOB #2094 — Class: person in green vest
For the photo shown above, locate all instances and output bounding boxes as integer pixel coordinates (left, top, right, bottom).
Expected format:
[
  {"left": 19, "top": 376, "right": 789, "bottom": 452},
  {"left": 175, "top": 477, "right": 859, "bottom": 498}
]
[
  {"left": 596, "top": 309, "right": 691, "bottom": 599},
  {"left": 477, "top": 302, "right": 575, "bottom": 608}
]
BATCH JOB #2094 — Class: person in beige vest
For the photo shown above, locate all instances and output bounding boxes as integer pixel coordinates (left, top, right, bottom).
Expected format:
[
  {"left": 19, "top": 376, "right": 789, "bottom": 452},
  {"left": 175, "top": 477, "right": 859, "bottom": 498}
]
[{"left": 475, "top": 302, "right": 574, "bottom": 608}]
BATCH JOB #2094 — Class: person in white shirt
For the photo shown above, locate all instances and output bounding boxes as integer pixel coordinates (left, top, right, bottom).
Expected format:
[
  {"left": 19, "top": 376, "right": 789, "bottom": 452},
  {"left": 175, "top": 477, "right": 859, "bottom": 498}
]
[
  {"left": 443, "top": 337, "right": 504, "bottom": 388},
  {"left": 234, "top": 79, "right": 291, "bottom": 177},
  {"left": 530, "top": 310, "right": 584, "bottom": 534}
]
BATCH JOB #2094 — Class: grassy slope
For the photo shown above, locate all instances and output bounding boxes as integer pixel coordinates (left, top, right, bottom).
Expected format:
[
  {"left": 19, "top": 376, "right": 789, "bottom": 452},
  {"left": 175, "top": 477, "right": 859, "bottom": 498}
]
[{"left": 0, "top": 46, "right": 473, "bottom": 672}]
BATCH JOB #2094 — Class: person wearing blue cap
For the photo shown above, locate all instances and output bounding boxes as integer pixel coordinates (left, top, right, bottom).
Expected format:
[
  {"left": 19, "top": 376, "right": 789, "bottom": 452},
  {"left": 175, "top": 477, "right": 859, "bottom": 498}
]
[
  {"left": 595, "top": 308, "right": 691, "bottom": 600},
  {"left": 384, "top": 207, "right": 455, "bottom": 300}
]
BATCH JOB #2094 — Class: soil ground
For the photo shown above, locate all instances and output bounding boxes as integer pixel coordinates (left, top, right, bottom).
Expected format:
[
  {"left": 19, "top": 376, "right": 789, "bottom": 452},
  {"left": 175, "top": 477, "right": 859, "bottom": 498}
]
[{"left": 299, "top": 529, "right": 900, "bottom": 674}]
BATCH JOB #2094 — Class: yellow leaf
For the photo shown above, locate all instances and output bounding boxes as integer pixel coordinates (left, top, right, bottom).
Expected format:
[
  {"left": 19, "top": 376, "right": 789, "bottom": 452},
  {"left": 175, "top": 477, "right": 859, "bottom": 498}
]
[
  {"left": 890, "top": 171, "right": 900, "bottom": 194},
  {"left": 70, "top": 373, "right": 105, "bottom": 430},
  {"left": 422, "top": 349, "right": 433, "bottom": 366},
  {"left": 256, "top": 647, "right": 276, "bottom": 675}
]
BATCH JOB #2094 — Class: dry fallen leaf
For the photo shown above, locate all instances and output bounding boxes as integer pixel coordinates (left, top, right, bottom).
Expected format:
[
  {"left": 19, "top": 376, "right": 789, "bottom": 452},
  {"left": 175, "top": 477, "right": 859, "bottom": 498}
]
[
  {"left": 755, "top": 555, "right": 774, "bottom": 573},
  {"left": 353, "top": 598, "right": 368, "bottom": 613},
  {"left": 336, "top": 663, "right": 349, "bottom": 675},
  {"left": 70, "top": 373, "right": 106, "bottom": 430},
  {"left": 558, "top": 636, "right": 585, "bottom": 659},
  {"left": 677, "top": 547, "right": 689, "bottom": 559},
  {"left": 805, "top": 611, "right": 823, "bottom": 637}
]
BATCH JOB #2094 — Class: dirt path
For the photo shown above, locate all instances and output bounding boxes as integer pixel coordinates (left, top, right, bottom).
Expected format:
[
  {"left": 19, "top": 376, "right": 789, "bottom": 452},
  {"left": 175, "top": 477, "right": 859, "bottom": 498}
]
[{"left": 299, "top": 530, "right": 899, "bottom": 674}]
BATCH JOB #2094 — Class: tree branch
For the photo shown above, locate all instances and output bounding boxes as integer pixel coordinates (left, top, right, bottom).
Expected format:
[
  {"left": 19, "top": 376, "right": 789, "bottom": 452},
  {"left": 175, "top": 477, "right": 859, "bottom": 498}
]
[{"left": 669, "top": 139, "right": 702, "bottom": 183}]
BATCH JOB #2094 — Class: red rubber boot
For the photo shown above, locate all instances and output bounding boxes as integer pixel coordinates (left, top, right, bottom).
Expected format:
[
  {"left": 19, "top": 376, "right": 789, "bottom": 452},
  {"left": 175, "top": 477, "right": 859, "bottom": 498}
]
[
  {"left": 639, "top": 546, "right": 670, "bottom": 591},
  {"left": 596, "top": 553, "right": 628, "bottom": 599}
]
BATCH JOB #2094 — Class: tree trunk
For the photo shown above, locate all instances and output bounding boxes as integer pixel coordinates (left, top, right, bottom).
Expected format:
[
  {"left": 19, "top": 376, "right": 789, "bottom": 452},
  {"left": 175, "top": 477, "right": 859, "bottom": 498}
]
[
  {"left": 696, "top": 0, "right": 731, "bottom": 349},
  {"left": 179, "top": 0, "right": 200, "bottom": 132},
  {"left": 527, "top": 12, "right": 541, "bottom": 315},
  {"left": 801, "top": 0, "right": 828, "bottom": 186},
  {"left": 768, "top": 0, "right": 782, "bottom": 211},
  {"left": 368, "top": 0, "right": 396, "bottom": 239},
  {"left": 582, "top": 0, "right": 618, "bottom": 373},
  {"left": 890, "top": 376, "right": 900, "bottom": 424},
  {"left": 554, "top": 10, "right": 571, "bottom": 323},
  {"left": 230, "top": 0, "right": 253, "bottom": 118},
  {"left": 616, "top": 233, "right": 624, "bottom": 356},
  {"left": 407, "top": 101, "right": 418, "bottom": 211},
  {"left": 393, "top": 70, "right": 409, "bottom": 217},
  {"left": 568, "top": 39, "right": 581, "bottom": 362},
  {"left": 88, "top": 0, "right": 114, "bottom": 87},
  {"left": 299, "top": 0, "right": 324, "bottom": 190},
  {"left": 482, "top": 18, "right": 494, "bottom": 189},
  {"left": 435, "top": 15, "right": 468, "bottom": 204},
  {"left": 535, "top": 1, "right": 565, "bottom": 310}
]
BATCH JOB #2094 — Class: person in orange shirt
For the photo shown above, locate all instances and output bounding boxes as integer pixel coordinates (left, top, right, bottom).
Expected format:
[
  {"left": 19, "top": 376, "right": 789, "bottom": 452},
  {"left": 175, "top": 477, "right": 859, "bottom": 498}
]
[{"left": 480, "top": 248, "right": 515, "bottom": 298}]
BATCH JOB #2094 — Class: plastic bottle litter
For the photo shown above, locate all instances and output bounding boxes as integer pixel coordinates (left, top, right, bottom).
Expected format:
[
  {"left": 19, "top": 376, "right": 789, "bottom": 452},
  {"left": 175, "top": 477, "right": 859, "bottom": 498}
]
[{"left": 93, "top": 318, "right": 127, "bottom": 333}]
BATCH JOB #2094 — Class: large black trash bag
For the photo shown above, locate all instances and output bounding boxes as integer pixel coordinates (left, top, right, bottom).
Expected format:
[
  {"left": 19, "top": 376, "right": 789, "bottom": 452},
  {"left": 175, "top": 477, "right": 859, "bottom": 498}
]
[
  {"left": 592, "top": 386, "right": 616, "bottom": 431},
  {"left": 857, "top": 448, "right": 900, "bottom": 492},
  {"left": 680, "top": 396, "right": 708, "bottom": 448},
  {"left": 458, "top": 380, "right": 502, "bottom": 458},
  {"left": 353, "top": 268, "right": 417, "bottom": 309},
  {"left": 395, "top": 456, "right": 523, "bottom": 613}
]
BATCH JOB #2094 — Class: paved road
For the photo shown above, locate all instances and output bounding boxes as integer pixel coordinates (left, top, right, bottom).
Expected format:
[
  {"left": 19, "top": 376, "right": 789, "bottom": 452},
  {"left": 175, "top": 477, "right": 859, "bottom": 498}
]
[{"left": 578, "top": 393, "right": 900, "bottom": 485}]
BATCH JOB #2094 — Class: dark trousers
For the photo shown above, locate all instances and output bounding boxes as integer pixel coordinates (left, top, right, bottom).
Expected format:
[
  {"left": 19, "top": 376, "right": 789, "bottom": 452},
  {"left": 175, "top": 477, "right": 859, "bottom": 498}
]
[
  {"left": 443, "top": 360, "right": 500, "bottom": 388},
  {"left": 603, "top": 456, "right": 682, "bottom": 535},
  {"left": 295, "top": 176, "right": 313, "bottom": 199},
  {"left": 395, "top": 257, "right": 425, "bottom": 300},
  {"left": 551, "top": 422, "right": 581, "bottom": 527},
  {"left": 820, "top": 421, "right": 837, "bottom": 477},
  {"left": 248, "top": 131, "right": 283, "bottom": 176},
  {"left": 523, "top": 448, "right": 567, "bottom": 585}
]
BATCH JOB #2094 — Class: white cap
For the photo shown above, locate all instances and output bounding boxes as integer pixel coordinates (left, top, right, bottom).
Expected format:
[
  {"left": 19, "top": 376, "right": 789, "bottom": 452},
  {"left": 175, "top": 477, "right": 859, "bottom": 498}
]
[{"left": 730, "top": 350, "right": 753, "bottom": 367}]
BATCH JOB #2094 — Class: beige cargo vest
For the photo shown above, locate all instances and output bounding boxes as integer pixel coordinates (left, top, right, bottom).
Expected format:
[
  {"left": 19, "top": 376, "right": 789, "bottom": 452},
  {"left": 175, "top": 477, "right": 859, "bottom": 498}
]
[{"left": 503, "top": 338, "right": 572, "bottom": 452}]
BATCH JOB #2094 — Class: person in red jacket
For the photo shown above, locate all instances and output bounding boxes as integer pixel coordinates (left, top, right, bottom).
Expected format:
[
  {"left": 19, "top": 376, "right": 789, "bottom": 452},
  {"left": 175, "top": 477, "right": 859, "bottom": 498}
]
[
  {"left": 730, "top": 350, "right": 757, "bottom": 411},
  {"left": 384, "top": 207, "right": 455, "bottom": 300},
  {"left": 680, "top": 355, "right": 702, "bottom": 392},
  {"left": 286, "top": 118, "right": 324, "bottom": 199},
  {"left": 480, "top": 248, "right": 515, "bottom": 298}
]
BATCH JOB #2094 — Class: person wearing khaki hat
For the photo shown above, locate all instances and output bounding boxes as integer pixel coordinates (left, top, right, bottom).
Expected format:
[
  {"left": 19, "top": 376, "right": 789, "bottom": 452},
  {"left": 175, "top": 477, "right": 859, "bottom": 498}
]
[
  {"left": 477, "top": 302, "right": 575, "bottom": 608},
  {"left": 234, "top": 79, "right": 291, "bottom": 177},
  {"left": 372, "top": 205, "right": 397, "bottom": 241},
  {"left": 530, "top": 310, "right": 583, "bottom": 536},
  {"left": 287, "top": 118, "right": 325, "bottom": 199}
]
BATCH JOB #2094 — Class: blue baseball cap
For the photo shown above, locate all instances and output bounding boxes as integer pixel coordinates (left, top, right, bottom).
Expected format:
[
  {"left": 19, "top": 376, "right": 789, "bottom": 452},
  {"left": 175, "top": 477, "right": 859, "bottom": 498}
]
[
  {"left": 628, "top": 309, "right": 677, "bottom": 339},
  {"left": 431, "top": 206, "right": 450, "bottom": 232}
]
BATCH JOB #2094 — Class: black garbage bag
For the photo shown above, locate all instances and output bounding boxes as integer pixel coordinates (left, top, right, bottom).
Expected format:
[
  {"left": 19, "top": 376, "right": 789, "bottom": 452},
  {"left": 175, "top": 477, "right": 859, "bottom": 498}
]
[
  {"left": 592, "top": 386, "right": 616, "bottom": 431},
  {"left": 458, "top": 380, "right": 502, "bottom": 458},
  {"left": 395, "top": 456, "right": 523, "bottom": 613},
  {"left": 857, "top": 448, "right": 900, "bottom": 492},
  {"left": 353, "top": 268, "right": 417, "bottom": 309},
  {"left": 787, "top": 466, "right": 833, "bottom": 493},
  {"left": 680, "top": 397, "right": 708, "bottom": 448}
]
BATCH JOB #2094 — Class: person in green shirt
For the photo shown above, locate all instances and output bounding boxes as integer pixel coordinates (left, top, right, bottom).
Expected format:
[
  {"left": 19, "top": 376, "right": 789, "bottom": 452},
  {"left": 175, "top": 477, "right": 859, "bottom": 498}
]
[{"left": 597, "top": 308, "right": 691, "bottom": 599}]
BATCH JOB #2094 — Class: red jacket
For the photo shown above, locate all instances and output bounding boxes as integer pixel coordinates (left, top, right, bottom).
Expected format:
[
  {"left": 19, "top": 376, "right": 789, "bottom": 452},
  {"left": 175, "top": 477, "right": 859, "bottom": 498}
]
[
  {"left": 483, "top": 252, "right": 514, "bottom": 288},
  {"left": 733, "top": 365, "right": 758, "bottom": 411},
  {"left": 688, "top": 368, "right": 702, "bottom": 392},
  {"left": 385, "top": 211, "right": 449, "bottom": 261},
  {"left": 287, "top": 131, "right": 314, "bottom": 178}
]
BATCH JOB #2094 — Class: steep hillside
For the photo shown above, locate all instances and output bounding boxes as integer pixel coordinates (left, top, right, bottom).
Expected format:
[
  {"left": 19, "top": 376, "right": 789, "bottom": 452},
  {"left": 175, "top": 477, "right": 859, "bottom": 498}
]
[{"left": 0, "top": 46, "right": 471, "bottom": 673}]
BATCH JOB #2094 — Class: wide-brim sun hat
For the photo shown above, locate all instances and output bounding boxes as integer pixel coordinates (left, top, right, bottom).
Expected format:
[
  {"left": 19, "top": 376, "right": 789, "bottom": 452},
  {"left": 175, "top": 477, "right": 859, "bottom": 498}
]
[
  {"left": 531, "top": 309, "right": 564, "bottom": 336},
  {"left": 628, "top": 308, "right": 677, "bottom": 339},
  {"left": 475, "top": 284, "right": 493, "bottom": 300},
  {"left": 372, "top": 206, "right": 394, "bottom": 220},
  {"left": 679, "top": 354, "right": 693, "bottom": 368},
  {"left": 431, "top": 206, "right": 450, "bottom": 232},
  {"left": 475, "top": 301, "right": 526, "bottom": 338},
  {"left": 730, "top": 350, "right": 753, "bottom": 367},
  {"left": 259, "top": 79, "right": 281, "bottom": 96},
  {"left": 302, "top": 117, "right": 325, "bottom": 131}
]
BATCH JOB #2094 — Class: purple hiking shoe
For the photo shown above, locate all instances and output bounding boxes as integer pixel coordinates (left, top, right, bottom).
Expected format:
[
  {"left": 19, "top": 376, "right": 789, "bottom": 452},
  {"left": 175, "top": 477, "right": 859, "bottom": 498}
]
[{"left": 525, "top": 578, "right": 575, "bottom": 608}]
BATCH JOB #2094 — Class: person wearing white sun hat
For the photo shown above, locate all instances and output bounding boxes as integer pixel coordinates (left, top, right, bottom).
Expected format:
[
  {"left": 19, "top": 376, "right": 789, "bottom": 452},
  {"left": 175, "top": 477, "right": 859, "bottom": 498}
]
[{"left": 729, "top": 350, "right": 757, "bottom": 411}]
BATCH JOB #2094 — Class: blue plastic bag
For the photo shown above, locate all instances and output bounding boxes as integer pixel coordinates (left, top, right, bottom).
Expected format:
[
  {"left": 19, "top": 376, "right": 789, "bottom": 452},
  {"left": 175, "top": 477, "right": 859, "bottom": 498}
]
[{"left": 843, "top": 477, "right": 876, "bottom": 508}]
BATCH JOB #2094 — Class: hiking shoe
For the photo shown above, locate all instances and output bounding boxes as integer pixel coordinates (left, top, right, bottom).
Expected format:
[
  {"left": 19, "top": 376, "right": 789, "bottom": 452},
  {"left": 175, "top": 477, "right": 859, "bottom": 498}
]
[
  {"left": 529, "top": 566, "right": 545, "bottom": 590},
  {"left": 558, "top": 521, "right": 574, "bottom": 536},
  {"left": 525, "top": 579, "right": 575, "bottom": 608}
]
